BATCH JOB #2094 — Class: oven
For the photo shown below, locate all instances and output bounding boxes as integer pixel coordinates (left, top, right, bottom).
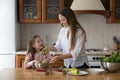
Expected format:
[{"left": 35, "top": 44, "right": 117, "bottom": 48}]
[
  {"left": 87, "top": 55, "right": 105, "bottom": 68},
  {"left": 85, "top": 49, "right": 105, "bottom": 68}
]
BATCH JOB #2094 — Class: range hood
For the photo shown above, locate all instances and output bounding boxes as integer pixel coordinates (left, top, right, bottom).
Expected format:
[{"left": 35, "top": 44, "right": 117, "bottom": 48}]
[{"left": 70, "top": 0, "right": 110, "bottom": 17}]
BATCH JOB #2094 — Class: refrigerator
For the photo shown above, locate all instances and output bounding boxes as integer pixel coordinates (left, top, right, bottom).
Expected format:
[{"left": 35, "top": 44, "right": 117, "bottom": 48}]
[{"left": 0, "top": 0, "right": 15, "bottom": 70}]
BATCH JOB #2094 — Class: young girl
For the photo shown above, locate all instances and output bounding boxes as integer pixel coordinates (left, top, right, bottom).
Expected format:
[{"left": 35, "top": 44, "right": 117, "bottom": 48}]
[{"left": 23, "top": 35, "right": 53, "bottom": 69}]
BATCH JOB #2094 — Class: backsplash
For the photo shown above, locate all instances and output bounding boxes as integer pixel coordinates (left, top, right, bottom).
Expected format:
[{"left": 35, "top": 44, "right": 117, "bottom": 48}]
[{"left": 21, "top": 14, "right": 120, "bottom": 49}]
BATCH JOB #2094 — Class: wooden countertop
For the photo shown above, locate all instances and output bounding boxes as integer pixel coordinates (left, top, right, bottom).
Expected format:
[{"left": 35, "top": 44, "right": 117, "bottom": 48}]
[
  {"left": 16, "top": 51, "right": 63, "bottom": 55},
  {"left": 0, "top": 68, "right": 120, "bottom": 80},
  {"left": 86, "top": 49, "right": 119, "bottom": 56}
]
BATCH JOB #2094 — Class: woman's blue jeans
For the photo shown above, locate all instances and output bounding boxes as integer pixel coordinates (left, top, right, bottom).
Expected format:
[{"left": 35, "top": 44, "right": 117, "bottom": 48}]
[{"left": 64, "top": 63, "right": 89, "bottom": 70}]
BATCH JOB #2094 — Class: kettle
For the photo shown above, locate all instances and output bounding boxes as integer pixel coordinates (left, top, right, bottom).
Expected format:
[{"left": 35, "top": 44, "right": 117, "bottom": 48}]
[{"left": 103, "top": 47, "right": 109, "bottom": 51}]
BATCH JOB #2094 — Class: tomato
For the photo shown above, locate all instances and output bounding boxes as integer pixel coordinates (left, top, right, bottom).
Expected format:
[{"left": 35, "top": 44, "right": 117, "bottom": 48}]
[
  {"left": 36, "top": 68, "right": 46, "bottom": 72},
  {"left": 54, "top": 68, "right": 62, "bottom": 72}
]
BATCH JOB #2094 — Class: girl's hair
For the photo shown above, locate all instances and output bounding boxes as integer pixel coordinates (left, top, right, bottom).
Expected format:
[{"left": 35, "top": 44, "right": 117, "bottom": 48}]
[
  {"left": 27, "top": 35, "right": 41, "bottom": 60},
  {"left": 59, "top": 8, "right": 86, "bottom": 51}
]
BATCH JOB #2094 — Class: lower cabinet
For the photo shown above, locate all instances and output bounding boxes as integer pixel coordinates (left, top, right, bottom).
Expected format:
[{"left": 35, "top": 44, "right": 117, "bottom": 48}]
[
  {"left": 15, "top": 54, "right": 25, "bottom": 68},
  {"left": 15, "top": 54, "right": 64, "bottom": 68}
]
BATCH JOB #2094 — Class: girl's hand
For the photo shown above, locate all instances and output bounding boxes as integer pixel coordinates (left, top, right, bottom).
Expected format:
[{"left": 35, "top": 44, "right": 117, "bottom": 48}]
[
  {"left": 32, "top": 60, "right": 40, "bottom": 66},
  {"left": 33, "top": 60, "right": 39, "bottom": 63},
  {"left": 50, "top": 56, "right": 61, "bottom": 63},
  {"left": 32, "top": 60, "right": 39, "bottom": 69}
]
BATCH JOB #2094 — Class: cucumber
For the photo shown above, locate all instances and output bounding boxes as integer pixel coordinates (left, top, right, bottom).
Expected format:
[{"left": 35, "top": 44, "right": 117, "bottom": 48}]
[{"left": 40, "top": 47, "right": 48, "bottom": 55}]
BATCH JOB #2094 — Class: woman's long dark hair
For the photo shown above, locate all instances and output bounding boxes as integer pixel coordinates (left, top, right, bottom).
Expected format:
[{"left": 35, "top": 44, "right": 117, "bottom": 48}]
[
  {"left": 59, "top": 8, "right": 86, "bottom": 51},
  {"left": 27, "top": 35, "right": 41, "bottom": 61}
]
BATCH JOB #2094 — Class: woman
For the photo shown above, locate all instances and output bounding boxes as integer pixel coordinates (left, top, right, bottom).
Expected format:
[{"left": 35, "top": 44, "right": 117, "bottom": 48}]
[{"left": 49, "top": 8, "right": 89, "bottom": 69}]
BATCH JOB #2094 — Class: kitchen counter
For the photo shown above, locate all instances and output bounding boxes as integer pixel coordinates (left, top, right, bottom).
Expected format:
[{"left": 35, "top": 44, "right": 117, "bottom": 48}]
[
  {"left": 86, "top": 49, "right": 119, "bottom": 56},
  {"left": 16, "top": 51, "right": 27, "bottom": 54},
  {"left": 16, "top": 49, "right": 118, "bottom": 55},
  {"left": 16, "top": 50, "right": 63, "bottom": 55},
  {"left": 16, "top": 49, "right": 116, "bottom": 55},
  {"left": 0, "top": 68, "right": 120, "bottom": 80}
]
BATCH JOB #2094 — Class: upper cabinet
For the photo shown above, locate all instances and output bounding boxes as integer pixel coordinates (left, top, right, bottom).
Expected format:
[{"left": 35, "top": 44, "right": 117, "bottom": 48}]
[
  {"left": 107, "top": 0, "right": 120, "bottom": 23},
  {"left": 42, "top": 0, "right": 64, "bottom": 23},
  {"left": 17, "top": 0, "right": 64, "bottom": 23},
  {"left": 18, "top": 0, "right": 41, "bottom": 23},
  {"left": 17, "top": 0, "right": 120, "bottom": 23}
]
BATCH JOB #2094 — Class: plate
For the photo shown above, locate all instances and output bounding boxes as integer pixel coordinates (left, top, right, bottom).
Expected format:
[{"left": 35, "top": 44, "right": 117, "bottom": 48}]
[
  {"left": 68, "top": 70, "right": 88, "bottom": 76},
  {"left": 87, "top": 68, "right": 105, "bottom": 74}
]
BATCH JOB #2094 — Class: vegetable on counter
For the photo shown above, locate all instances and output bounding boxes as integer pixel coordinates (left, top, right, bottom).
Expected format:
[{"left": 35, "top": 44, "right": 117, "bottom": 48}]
[
  {"left": 64, "top": 68, "right": 79, "bottom": 75},
  {"left": 101, "top": 51, "right": 120, "bottom": 63}
]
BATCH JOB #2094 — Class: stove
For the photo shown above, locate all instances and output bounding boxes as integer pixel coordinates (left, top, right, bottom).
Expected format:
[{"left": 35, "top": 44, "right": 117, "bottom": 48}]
[
  {"left": 85, "top": 48, "right": 103, "bottom": 53},
  {"left": 85, "top": 49, "right": 105, "bottom": 68}
]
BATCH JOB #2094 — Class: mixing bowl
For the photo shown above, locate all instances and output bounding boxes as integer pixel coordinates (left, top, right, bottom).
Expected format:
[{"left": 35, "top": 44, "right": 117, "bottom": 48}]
[
  {"left": 101, "top": 62, "right": 120, "bottom": 72},
  {"left": 34, "top": 62, "right": 49, "bottom": 69}
]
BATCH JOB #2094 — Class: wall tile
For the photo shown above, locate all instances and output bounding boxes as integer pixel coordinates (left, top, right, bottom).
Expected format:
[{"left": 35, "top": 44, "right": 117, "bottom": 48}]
[{"left": 21, "top": 14, "right": 120, "bottom": 49}]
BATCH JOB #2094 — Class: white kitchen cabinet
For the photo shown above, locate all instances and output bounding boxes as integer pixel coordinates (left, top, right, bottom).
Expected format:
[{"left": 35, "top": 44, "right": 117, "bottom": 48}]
[
  {"left": 0, "top": 0, "right": 16, "bottom": 70},
  {"left": 0, "top": 55, "right": 15, "bottom": 70},
  {"left": 0, "top": 0, "right": 15, "bottom": 53}
]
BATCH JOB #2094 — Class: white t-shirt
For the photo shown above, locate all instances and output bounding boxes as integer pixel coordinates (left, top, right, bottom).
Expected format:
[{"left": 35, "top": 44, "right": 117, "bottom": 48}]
[{"left": 54, "top": 27, "right": 89, "bottom": 68}]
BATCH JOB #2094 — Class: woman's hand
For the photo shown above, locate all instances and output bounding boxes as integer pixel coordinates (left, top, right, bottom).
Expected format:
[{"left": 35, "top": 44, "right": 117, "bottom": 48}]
[
  {"left": 48, "top": 47, "right": 57, "bottom": 52},
  {"left": 50, "top": 56, "right": 61, "bottom": 63},
  {"left": 50, "top": 53, "right": 72, "bottom": 63}
]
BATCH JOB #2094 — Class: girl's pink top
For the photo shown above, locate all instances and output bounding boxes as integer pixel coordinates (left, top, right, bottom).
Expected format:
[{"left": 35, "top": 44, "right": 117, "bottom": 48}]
[{"left": 23, "top": 52, "right": 53, "bottom": 68}]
